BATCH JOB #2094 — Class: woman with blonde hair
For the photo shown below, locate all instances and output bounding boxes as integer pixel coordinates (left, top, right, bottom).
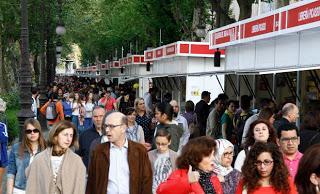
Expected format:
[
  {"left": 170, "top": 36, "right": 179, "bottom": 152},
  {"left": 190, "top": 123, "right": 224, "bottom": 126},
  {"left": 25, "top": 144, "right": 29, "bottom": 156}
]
[
  {"left": 26, "top": 120, "right": 86, "bottom": 194},
  {"left": 7, "top": 118, "right": 46, "bottom": 194}
]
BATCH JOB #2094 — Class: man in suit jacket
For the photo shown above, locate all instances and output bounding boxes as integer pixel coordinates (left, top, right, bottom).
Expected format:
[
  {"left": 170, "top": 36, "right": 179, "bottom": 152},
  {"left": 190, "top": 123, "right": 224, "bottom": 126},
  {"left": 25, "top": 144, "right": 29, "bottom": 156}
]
[
  {"left": 195, "top": 91, "right": 211, "bottom": 136},
  {"left": 86, "top": 112, "right": 152, "bottom": 194}
]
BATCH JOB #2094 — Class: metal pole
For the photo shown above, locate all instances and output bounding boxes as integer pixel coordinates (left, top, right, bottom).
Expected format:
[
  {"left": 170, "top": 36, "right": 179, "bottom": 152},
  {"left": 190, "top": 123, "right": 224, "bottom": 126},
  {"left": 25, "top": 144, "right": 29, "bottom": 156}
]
[
  {"left": 159, "top": 28, "right": 162, "bottom": 46},
  {"left": 296, "top": 71, "right": 301, "bottom": 128},
  {"left": 18, "top": 0, "right": 35, "bottom": 140}
]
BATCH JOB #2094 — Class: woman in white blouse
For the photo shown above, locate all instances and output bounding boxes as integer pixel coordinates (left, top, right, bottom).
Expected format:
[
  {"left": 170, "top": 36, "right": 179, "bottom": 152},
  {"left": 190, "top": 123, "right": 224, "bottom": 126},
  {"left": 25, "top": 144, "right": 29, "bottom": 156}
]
[{"left": 26, "top": 121, "right": 86, "bottom": 194}]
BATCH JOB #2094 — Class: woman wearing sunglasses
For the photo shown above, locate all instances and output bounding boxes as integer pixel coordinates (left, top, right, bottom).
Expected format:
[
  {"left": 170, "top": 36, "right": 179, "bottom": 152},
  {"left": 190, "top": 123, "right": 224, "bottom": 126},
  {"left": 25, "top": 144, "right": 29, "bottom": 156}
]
[
  {"left": 25, "top": 120, "right": 86, "bottom": 194},
  {"left": 235, "top": 142, "right": 297, "bottom": 194},
  {"left": 7, "top": 118, "right": 46, "bottom": 194}
]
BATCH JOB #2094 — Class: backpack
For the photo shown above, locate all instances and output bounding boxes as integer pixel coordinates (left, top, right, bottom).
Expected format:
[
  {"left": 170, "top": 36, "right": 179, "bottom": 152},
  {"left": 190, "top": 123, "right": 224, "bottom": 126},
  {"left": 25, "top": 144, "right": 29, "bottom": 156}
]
[
  {"left": 234, "top": 111, "right": 253, "bottom": 147},
  {"left": 46, "top": 101, "right": 58, "bottom": 120}
]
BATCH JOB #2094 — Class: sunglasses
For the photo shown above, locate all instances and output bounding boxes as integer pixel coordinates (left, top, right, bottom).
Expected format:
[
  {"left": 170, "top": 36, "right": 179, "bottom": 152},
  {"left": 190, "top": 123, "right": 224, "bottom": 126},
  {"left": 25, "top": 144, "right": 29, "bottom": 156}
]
[{"left": 25, "top": 129, "right": 40, "bottom": 134}]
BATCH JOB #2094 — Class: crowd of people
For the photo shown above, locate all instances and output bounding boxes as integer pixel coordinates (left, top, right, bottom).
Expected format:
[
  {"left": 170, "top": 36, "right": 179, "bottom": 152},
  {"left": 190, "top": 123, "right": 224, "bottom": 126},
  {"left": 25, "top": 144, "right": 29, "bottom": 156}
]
[{"left": 0, "top": 76, "right": 319, "bottom": 194}]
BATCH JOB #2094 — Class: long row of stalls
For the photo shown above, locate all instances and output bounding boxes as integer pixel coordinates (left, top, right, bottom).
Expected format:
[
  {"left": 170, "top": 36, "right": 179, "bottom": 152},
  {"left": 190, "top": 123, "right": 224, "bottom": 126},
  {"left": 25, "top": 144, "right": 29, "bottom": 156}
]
[
  {"left": 208, "top": 0, "right": 320, "bottom": 119},
  {"left": 143, "top": 41, "right": 226, "bottom": 109}
]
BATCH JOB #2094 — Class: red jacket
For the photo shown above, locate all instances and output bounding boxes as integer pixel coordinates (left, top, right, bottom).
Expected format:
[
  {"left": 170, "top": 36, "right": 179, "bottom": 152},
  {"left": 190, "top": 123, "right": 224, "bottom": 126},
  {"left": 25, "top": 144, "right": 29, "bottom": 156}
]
[{"left": 157, "top": 169, "right": 223, "bottom": 194}]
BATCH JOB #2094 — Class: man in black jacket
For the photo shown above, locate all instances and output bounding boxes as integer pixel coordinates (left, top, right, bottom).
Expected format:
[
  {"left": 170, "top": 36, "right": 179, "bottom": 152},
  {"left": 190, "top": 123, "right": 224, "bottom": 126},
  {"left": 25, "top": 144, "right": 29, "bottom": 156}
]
[{"left": 195, "top": 91, "right": 211, "bottom": 136}]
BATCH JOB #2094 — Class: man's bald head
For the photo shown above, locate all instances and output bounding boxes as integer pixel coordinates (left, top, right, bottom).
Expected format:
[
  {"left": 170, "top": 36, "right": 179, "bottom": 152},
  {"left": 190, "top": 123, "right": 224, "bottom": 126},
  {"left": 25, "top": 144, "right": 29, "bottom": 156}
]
[{"left": 282, "top": 103, "right": 299, "bottom": 123}]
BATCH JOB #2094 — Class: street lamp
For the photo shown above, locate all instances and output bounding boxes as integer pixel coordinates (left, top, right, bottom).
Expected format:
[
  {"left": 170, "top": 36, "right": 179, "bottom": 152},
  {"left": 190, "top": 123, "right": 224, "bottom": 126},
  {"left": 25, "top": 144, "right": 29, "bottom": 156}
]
[
  {"left": 18, "top": 0, "right": 35, "bottom": 140},
  {"left": 56, "top": 40, "right": 63, "bottom": 53},
  {"left": 56, "top": 24, "right": 66, "bottom": 36}
]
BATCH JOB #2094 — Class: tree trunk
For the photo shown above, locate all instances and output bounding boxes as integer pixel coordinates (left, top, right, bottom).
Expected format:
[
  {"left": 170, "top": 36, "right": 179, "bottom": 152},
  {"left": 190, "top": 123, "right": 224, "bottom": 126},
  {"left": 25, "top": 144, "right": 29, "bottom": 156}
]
[
  {"left": 276, "top": 0, "right": 290, "bottom": 9},
  {"left": 237, "top": 0, "right": 255, "bottom": 20},
  {"left": 33, "top": 52, "right": 40, "bottom": 84},
  {"left": 0, "top": 32, "right": 3, "bottom": 93},
  {"left": 210, "top": 0, "right": 235, "bottom": 28}
]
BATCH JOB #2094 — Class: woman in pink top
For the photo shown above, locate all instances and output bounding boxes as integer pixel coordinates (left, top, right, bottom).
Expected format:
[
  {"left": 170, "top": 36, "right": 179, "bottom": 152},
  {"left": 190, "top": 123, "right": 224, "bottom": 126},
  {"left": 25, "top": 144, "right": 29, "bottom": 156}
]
[{"left": 235, "top": 142, "right": 297, "bottom": 194}]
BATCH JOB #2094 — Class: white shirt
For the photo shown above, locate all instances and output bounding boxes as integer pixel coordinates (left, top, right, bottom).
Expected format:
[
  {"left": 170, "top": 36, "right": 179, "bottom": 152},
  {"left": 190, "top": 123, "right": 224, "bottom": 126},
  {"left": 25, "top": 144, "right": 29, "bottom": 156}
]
[
  {"left": 175, "top": 115, "right": 190, "bottom": 152},
  {"left": 51, "top": 155, "right": 64, "bottom": 183},
  {"left": 84, "top": 102, "right": 95, "bottom": 118},
  {"left": 107, "top": 139, "right": 130, "bottom": 194}
]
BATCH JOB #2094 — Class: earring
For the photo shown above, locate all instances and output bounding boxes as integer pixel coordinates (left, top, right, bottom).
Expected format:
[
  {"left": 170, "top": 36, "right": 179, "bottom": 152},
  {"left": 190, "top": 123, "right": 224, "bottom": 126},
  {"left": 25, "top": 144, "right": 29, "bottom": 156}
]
[{"left": 316, "top": 185, "right": 320, "bottom": 193}]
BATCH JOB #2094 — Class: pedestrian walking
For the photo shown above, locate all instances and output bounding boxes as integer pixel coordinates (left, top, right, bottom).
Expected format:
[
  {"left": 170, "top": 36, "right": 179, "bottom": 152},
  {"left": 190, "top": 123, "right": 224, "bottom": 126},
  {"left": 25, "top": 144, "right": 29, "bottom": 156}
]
[
  {"left": 157, "top": 136, "right": 223, "bottom": 194},
  {"left": 235, "top": 142, "right": 297, "bottom": 194},
  {"left": 86, "top": 112, "right": 152, "bottom": 194},
  {"left": 25, "top": 121, "right": 86, "bottom": 194},
  {"left": 7, "top": 118, "right": 46, "bottom": 194}
]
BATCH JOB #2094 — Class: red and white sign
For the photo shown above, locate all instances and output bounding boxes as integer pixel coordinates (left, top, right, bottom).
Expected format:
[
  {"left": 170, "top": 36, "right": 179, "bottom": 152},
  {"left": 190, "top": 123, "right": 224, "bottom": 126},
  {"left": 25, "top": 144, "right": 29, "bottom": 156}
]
[
  {"left": 118, "top": 55, "right": 148, "bottom": 66},
  {"left": 144, "top": 41, "right": 224, "bottom": 61},
  {"left": 242, "top": 14, "right": 278, "bottom": 39},
  {"left": 209, "top": 0, "right": 320, "bottom": 49},
  {"left": 287, "top": 0, "right": 320, "bottom": 28},
  {"left": 211, "top": 25, "right": 239, "bottom": 46}
]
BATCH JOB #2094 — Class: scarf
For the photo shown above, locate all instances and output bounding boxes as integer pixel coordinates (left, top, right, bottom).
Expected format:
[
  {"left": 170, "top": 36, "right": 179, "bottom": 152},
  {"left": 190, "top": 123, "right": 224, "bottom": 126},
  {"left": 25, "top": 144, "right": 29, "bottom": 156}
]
[
  {"left": 213, "top": 139, "right": 234, "bottom": 176},
  {"left": 126, "top": 124, "right": 139, "bottom": 142},
  {"left": 198, "top": 170, "right": 216, "bottom": 194}
]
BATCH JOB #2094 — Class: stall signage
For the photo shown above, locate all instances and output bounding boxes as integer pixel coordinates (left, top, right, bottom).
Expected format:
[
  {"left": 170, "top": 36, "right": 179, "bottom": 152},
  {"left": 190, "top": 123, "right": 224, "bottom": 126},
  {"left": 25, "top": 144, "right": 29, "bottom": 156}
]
[
  {"left": 145, "top": 51, "right": 153, "bottom": 60},
  {"left": 209, "top": 0, "right": 320, "bottom": 48},
  {"left": 287, "top": 0, "right": 320, "bottom": 28},
  {"left": 156, "top": 48, "right": 163, "bottom": 57},
  {"left": 242, "top": 14, "right": 278, "bottom": 38},
  {"left": 211, "top": 26, "right": 238, "bottom": 45},
  {"left": 166, "top": 44, "right": 176, "bottom": 55}
]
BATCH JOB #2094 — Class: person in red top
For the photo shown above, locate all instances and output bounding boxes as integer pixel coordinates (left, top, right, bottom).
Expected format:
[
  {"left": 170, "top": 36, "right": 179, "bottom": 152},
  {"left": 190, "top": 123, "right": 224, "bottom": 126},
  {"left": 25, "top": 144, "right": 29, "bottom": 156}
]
[
  {"left": 40, "top": 93, "right": 64, "bottom": 130},
  {"left": 157, "top": 136, "right": 223, "bottom": 194},
  {"left": 235, "top": 142, "right": 298, "bottom": 194},
  {"left": 98, "top": 90, "right": 117, "bottom": 112}
]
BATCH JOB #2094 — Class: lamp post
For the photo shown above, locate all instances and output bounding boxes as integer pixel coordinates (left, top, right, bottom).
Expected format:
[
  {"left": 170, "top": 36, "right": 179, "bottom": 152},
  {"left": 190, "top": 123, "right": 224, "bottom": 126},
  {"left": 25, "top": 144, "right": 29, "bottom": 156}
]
[{"left": 17, "top": 0, "right": 35, "bottom": 140}]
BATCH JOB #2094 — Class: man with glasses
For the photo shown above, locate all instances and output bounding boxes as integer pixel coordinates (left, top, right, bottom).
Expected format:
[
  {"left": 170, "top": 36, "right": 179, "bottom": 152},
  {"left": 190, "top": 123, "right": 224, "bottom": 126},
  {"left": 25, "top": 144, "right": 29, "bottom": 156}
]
[
  {"left": 277, "top": 123, "right": 303, "bottom": 178},
  {"left": 86, "top": 112, "right": 152, "bottom": 194}
]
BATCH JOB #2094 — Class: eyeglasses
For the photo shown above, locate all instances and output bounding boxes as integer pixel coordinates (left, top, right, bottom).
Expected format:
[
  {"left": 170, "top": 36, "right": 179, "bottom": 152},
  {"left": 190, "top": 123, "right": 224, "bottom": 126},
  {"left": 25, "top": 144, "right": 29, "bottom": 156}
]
[
  {"left": 280, "top": 137, "right": 298, "bottom": 143},
  {"left": 156, "top": 142, "right": 169, "bottom": 146},
  {"left": 103, "top": 124, "right": 123, "bottom": 130},
  {"left": 254, "top": 160, "right": 273, "bottom": 166},
  {"left": 25, "top": 129, "right": 40, "bottom": 134},
  {"left": 223, "top": 151, "right": 234, "bottom": 157}
]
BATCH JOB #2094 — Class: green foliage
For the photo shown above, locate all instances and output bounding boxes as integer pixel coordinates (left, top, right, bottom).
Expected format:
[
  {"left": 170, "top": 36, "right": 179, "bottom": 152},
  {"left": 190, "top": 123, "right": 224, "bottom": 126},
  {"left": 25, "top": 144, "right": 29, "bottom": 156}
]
[
  {"left": 6, "top": 109, "right": 19, "bottom": 143},
  {"left": 0, "top": 91, "right": 20, "bottom": 142},
  {"left": 0, "top": 90, "right": 20, "bottom": 110}
]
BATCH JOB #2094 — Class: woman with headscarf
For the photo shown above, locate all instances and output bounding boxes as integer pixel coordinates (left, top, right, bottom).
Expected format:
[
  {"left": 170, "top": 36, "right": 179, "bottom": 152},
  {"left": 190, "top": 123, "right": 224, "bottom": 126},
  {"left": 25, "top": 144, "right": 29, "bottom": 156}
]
[{"left": 213, "top": 139, "right": 241, "bottom": 194}]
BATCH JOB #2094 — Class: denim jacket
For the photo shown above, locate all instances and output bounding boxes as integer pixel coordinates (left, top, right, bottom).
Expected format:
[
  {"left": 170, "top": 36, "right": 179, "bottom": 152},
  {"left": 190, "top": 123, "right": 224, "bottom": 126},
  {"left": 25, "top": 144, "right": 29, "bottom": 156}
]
[{"left": 7, "top": 143, "right": 40, "bottom": 190}]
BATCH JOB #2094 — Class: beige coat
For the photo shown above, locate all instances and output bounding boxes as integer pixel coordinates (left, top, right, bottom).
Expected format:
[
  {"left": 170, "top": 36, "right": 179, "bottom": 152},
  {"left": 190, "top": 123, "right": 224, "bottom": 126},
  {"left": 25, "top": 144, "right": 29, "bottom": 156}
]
[{"left": 25, "top": 147, "right": 86, "bottom": 194}]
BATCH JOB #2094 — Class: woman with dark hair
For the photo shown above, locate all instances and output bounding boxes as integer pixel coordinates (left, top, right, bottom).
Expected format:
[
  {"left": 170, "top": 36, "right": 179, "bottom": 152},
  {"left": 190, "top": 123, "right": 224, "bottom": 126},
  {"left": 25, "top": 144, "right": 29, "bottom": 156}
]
[
  {"left": 7, "top": 119, "right": 46, "bottom": 194},
  {"left": 154, "top": 102, "right": 183, "bottom": 152},
  {"left": 26, "top": 121, "right": 86, "bottom": 193},
  {"left": 299, "top": 111, "right": 320, "bottom": 153},
  {"left": 235, "top": 142, "right": 297, "bottom": 194},
  {"left": 124, "top": 107, "right": 145, "bottom": 144},
  {"left": 148, "top": 129, "right": 178, "bottom": 194},
  {"left": 157, "top": 136, "right": 223, "bottom": 194},
  {"left": 295, "top": 144, "right": 320, "bottom": 194},
  {"left": 258, "top": 107, "right": 275, "bottom": 125},
  {"left": 234, "top": 120, "right": 277, "bottom": 172}
]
